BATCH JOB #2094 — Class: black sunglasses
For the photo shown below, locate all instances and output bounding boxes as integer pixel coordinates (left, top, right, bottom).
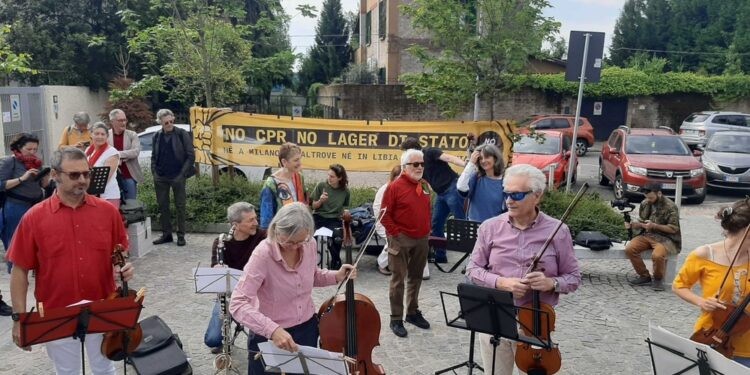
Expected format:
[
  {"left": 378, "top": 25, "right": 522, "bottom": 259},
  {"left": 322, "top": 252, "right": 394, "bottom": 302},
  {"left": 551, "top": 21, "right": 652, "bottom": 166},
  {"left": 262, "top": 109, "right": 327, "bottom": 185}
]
[
  {"left": 504, "top": 191, "right": 533, "bottom": 201},
  {"left": 404, "top": 162, "right": 425, "bottom": 168},
  {"left": 59, "top": 170, "right": 92, "bottom": 180}
]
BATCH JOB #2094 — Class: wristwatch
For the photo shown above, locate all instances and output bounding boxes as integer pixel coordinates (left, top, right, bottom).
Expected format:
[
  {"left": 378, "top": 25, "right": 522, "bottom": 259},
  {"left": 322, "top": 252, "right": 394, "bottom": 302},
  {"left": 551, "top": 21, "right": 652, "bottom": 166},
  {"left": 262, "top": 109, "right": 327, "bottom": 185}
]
[
  {"left": 552, "top": 278, "right": 561, "bottom": 293},
  {"left": 11, "top": 312, "right": 21, "bottom": 322}
]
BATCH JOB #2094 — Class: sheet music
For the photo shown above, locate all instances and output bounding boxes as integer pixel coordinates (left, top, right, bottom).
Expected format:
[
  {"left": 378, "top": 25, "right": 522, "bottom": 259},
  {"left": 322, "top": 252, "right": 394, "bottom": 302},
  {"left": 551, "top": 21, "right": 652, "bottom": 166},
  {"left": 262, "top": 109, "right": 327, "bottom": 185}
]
[
  {"left": 314, "top": 227, "right": 333, "bottom": 238},
  {"left": 192, "top": 266, "right": 243, "bottom": 294},
  {"left": 258, "top": 342, "right": 348, "bottom": 375},
  {"left": 649, "top": 324, "right": 750, "bottom": 374}
]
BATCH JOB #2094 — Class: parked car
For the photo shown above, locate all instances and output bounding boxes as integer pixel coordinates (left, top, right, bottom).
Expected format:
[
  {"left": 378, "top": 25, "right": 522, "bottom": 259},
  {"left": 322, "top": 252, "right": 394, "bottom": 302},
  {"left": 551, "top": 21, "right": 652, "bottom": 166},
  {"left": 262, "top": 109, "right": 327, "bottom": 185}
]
[
  {"left": 599, "top": 126, "right": 706, "bottom": 203},
  {"left": 522, "top": 114, "right": 596, "bottom": 157},
  {"left": 700, "top": 131, "right": 750, "bottom": 192},
  {"left": 138, "top": 124, "right": 270, "bottom": 181},
  {"left": 679, "top": 111, "right": 750, "bottom": 147},
  {"left": 513, "top": 130, "right": 577, "bottom": 189}
]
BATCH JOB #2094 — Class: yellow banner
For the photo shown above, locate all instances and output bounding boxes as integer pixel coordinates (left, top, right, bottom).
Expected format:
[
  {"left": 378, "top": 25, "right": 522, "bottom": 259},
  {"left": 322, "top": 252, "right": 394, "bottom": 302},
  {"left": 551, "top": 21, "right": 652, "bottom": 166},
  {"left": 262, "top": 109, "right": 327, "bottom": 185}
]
[{"left": 190, "top": 107, "right": 515, "bottom": 172}]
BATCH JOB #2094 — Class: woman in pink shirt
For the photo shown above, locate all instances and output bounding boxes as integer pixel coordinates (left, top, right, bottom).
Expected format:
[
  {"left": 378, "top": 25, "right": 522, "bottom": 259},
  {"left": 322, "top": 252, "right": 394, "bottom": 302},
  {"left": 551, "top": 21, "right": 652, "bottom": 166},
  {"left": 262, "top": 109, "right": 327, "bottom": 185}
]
[{"left": 230, "top": 202, "right": 356, "bottom": 375}]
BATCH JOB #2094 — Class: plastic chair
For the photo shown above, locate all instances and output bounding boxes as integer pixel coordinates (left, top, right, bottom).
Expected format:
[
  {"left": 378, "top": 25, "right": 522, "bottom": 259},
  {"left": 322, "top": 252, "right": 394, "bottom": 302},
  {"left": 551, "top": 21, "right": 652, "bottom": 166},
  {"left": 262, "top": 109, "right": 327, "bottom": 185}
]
[{"left": 432, "top": 219, "right": 481, "bottom": 273}]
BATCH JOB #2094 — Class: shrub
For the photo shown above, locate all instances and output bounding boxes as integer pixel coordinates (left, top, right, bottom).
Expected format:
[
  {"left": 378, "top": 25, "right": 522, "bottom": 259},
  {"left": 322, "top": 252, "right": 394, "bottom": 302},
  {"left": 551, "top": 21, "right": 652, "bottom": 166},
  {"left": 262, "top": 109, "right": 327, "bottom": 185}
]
[{"left": 540, "top": 190, "right": 627, "bottom": 242}]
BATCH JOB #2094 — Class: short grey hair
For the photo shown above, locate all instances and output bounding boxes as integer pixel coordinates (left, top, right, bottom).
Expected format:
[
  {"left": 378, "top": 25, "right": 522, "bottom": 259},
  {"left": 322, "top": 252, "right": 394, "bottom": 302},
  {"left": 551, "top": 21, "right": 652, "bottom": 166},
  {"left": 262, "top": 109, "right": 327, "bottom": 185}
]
[
  {"left": 504, "top": 164, "right": 546, "bottom": 193},
  {"left": 400, "top": 149, "right": 423, "bottom": 166},
  {"left": 156, "top": 109, "right": 175, "bottom": 123},
  {"left": 267, "top": 202, "right": 314, "bottom": 242},
  {"left": 227, "top": 202, "right": 256, "bottom": 224},
  {"left": 109, "top": 109, "right": 125, "bottom": 121},
  {"left": 73, "top": 112, "right": 90, "bottom": 125},
  {"left": 91, "top": 121, "right": 108, "bottom": 133},
  {"left": 51, "top": 147, "right": 87, "bottom": 171}
]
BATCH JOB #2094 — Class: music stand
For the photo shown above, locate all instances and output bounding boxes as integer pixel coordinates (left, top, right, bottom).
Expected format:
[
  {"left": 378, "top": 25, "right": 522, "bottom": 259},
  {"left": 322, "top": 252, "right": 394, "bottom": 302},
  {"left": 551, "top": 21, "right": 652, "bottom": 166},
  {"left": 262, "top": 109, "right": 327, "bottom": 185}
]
[
  {"left": 87, "top": 166, "right": 112, "bottom": 195},
  {"left": 17, "top": 296, "right": 143, "bottom": 374},
  {"left": 646, "top": 324, "right": 748, "bottom": 375},
  {"left": 257, "top": 342, "right": 350, "bottom": 375},
  {"left": 434, "top": 219, "right": 481, "bottom": 274}
]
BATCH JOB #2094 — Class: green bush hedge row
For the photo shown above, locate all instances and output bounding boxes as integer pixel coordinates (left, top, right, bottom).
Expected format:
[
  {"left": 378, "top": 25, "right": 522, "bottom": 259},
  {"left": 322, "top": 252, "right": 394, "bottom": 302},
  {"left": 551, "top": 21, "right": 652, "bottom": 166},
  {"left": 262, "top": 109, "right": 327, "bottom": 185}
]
[{"left": 138, "top": 173, "right": 625, "bottom": 240}]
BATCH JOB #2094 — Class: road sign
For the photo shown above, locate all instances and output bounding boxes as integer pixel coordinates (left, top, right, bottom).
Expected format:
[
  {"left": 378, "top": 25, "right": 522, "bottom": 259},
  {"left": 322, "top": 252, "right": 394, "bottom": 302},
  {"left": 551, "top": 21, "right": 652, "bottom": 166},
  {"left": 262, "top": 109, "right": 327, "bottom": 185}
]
[
  {"left": 10, "top": 94, "right": 21, "bottom": 121},
  {"left": 565, "top": 31, "right": 605, "bottom": 83},
  {"left": 292, "top": 106, "right": 303, "bottom": 118}
]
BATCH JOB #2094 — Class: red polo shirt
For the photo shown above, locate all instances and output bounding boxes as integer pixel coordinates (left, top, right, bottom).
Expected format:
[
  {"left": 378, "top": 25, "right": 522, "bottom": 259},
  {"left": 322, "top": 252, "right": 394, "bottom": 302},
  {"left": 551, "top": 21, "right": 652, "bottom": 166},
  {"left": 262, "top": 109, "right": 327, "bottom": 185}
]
[
  {"left": 380, "top": 174, "right": 432, "bottom": 238},
  {"left": 8, "top": 194, "right": 128, "bottom": 309}
]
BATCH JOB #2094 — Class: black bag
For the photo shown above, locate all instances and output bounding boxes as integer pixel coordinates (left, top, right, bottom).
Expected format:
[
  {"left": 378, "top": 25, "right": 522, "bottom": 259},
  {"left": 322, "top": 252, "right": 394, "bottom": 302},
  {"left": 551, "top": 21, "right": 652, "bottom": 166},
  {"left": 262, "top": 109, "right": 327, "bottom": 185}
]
[
  {"left": 574, "top": 231, "right": 612, "bottom": 251},
  {"left": 120, "top": 199, "right": 146, "bottom": 225},
  {"left": 128, "top": 315, "right": 192, "bottom": 375}
]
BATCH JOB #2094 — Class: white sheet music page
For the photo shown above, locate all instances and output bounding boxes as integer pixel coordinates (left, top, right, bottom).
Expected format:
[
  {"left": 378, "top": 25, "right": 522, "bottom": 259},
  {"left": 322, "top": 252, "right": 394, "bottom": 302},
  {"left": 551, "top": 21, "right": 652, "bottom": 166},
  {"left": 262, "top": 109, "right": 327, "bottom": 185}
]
[{"left": 258, "top": 342, "right": 347, "bottom": 375}]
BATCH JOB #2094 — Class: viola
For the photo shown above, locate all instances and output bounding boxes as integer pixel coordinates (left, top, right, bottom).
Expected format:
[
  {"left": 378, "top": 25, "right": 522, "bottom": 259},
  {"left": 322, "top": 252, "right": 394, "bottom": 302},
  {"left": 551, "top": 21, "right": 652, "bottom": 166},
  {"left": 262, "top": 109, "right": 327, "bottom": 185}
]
[
  {"left": 318, "top": 211, "right": 385, "bottom": 375},
  {"left": 101, "top": 244, "right": 144, "bottom": 361},
  {"left": 514, "top": 183, "right": 589, "bottom": 375}
]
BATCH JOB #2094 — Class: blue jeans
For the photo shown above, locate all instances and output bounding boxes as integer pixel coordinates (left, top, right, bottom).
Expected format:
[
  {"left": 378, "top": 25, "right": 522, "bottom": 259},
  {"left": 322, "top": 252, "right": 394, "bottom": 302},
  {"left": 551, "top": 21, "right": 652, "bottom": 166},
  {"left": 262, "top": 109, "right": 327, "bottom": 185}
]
[
  {"left": 1, "top": 200, "right": 33, "bottom": 273},
  {"left": 247, "top": 316, "right": 319, "bottom": 375},
  {"left": 735, "top": 356, "right": 750, "bottom": 367},
  {"left": 122, "top": 178, "right": 138, "bottom": 200},
  {"left": 204, "top": 301, "right": 223, "bottom": 348},
  {"left": 430, "top": 182, "right": 466, "bottom": 260}
]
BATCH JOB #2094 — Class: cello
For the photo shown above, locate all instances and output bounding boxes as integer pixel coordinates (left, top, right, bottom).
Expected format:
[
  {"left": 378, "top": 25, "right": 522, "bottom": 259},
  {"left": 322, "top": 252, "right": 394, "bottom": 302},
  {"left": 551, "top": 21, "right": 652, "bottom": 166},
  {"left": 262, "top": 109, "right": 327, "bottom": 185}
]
[
  {"left": 690, "top": 223, "right": 750, "bottom": 358},
  {"left": 318, "top": 211, "right": 386, "bottom": 375},
  {"left": 515, "top": 183, "right": 589, "bottom": 375},
  {"left": 101, "top": 244, "right": 145, "bottom": 361}
]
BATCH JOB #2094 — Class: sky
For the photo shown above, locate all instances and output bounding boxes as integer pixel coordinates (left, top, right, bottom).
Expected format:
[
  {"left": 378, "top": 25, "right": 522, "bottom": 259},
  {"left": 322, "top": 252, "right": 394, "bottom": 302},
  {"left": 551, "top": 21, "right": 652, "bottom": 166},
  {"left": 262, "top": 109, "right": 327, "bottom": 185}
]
[{"left": 282, "top": 0, "right": 627, "bottom": 59}]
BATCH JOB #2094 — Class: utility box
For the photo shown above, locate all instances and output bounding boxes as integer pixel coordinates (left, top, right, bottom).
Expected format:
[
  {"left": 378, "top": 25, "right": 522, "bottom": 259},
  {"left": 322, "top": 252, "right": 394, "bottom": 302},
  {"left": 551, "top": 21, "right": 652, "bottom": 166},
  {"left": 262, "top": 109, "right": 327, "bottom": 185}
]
[{"left": 127, "top": 217, "right": 152, "bottom": 258}]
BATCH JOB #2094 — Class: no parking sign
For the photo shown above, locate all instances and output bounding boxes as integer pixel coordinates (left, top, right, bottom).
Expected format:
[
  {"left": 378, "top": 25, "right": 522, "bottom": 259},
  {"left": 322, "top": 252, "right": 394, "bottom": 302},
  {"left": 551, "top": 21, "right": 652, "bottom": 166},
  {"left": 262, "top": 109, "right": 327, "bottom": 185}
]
[{"left": 10, "top": 94, "right": 20, "bottom": 121}]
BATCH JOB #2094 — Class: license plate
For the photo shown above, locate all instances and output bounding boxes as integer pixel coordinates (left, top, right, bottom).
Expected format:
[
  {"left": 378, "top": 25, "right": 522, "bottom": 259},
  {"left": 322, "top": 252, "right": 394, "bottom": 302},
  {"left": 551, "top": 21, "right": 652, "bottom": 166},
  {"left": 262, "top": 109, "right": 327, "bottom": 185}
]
[
  {"left": 662, "top": 183, "right": 676, "bottom": 189},
  {"left": 684, "top": 129, "right": 698, "bottom": 135},
  {"left": 725, "top": 176, "right": 740, "bottom": 182}
]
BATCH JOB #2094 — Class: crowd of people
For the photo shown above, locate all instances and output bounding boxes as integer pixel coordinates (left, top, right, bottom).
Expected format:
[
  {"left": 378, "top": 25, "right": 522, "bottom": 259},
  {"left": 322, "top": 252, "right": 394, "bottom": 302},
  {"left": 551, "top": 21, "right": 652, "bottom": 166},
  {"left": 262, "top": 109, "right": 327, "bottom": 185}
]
[{"left": 3, "top": 120, "right": 750, "bottom": 375}]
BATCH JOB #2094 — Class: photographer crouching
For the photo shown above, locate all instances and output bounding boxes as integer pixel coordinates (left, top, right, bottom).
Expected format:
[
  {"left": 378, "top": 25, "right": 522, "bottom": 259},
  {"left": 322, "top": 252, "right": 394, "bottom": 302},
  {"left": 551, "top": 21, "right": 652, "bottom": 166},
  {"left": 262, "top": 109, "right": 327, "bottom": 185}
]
[{"left": 624, "top": 183, "right": 681, "bottom": 291}]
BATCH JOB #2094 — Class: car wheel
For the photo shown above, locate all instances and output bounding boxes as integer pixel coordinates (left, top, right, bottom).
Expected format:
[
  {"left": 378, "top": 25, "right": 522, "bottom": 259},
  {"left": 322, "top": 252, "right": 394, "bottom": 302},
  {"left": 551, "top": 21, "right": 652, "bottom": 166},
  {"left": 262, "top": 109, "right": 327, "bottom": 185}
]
[
  {"left": 219, "top": 167, "right": 247, "bottom": 180},
  {"left": 686, "top": 189, "right": 706, "bottom": 204},
  {"left": 598, "top": 162, "right": 610, "bottom": 186},
  {"left": 614, "top": 173, "right": 625, "bottom": 199},
  {"left": 576, "top": 138, "right": 588, "bottom": 157}
]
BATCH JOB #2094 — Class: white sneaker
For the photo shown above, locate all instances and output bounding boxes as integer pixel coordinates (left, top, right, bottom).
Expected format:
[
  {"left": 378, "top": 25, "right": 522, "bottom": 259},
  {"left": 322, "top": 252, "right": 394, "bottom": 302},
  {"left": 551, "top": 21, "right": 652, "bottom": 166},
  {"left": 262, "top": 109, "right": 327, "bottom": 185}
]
[{"left": 422, "top": 264, "right": 430, "bottom": 280}]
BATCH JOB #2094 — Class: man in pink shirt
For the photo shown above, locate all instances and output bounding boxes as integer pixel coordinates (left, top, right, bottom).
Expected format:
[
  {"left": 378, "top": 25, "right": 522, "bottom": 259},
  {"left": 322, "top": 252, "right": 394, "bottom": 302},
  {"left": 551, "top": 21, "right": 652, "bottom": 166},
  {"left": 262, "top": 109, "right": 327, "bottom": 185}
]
[
  {"left": 229, "top": 202, "right": 356, "bottom": 375},
  {"left": 465, "top": 164, "right": 581, "bottom": 375}
]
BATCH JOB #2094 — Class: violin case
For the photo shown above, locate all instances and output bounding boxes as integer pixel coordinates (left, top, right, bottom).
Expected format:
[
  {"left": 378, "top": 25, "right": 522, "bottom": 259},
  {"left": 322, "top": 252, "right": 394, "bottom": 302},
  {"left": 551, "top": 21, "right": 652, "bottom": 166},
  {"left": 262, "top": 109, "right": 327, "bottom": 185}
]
[
  {"left": 574, "top": 231, "right": 612, "bottom": 251},
  {"left": 127, "top": 315, "right": 192, "bottom": 375}
]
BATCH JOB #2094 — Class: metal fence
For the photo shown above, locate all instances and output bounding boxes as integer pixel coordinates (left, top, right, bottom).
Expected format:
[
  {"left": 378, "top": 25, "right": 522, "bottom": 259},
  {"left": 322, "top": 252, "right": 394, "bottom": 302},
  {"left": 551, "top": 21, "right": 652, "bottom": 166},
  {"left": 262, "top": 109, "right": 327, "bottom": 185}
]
[{"left": 236, "top": 95, "right": 340, "bottom": 119}]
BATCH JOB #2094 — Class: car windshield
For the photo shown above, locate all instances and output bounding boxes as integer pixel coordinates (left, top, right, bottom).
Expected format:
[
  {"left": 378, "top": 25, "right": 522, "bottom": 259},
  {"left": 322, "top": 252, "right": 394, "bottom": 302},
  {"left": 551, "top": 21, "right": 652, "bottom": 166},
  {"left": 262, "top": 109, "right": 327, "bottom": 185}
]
[
  {"left": 625, "top": 136, "right": 690, "bottom": 155},
  {"left": 514, "top": 136, "right": 560, "bottom": 155},
  {"left": 706, "top": 134, "right": 750, "bottom": 154},
  {"left": 139, "top": 134, "right": 153, "bottom": 152}
]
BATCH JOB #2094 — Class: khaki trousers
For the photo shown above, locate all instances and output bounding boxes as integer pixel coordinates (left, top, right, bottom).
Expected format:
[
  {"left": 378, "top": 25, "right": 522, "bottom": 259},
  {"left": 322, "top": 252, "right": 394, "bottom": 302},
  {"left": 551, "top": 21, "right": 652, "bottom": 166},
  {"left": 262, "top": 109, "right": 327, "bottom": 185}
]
[
  {"left": 626, "top": 235, "right": 668, "bottom": 280},
  {"left": 478, "top": 333, "right": 526, "bottom": 375},
  {"left": 388, "top": 233, "right": 428, "bottom": 320}
]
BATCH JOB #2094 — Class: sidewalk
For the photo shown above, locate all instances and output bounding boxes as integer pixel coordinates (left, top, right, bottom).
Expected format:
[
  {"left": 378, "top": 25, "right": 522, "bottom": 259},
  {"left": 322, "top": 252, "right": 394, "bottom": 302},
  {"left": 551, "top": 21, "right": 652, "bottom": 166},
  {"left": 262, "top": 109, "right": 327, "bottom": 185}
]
[{"left": 0, "top": 208, "right": 725, "bottom": 374}]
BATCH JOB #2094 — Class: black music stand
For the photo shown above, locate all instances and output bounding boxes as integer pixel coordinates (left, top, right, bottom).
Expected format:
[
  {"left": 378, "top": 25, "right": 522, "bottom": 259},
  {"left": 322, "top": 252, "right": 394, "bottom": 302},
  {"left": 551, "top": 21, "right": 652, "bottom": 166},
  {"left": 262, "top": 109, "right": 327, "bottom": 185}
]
[
  {"left": 87, "top": 166, "right": 112, "bottom": 195},
  {"left": 18, "top": 297, "right": 143, "bottom": 374},
  {"left": 436, "top": 284, "right": 553, "bottom": 375},
  {"left": 434, "top": 219, "right": 481, "bottom": 274}
]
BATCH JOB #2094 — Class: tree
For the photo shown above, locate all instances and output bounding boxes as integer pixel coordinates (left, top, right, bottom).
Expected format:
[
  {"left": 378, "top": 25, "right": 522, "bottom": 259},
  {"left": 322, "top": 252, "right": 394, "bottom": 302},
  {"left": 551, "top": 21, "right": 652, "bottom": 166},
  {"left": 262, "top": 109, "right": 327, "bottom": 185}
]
[
  {"left": 297, "top": 0, "right": 351, "bottom": 94},
  {"left": 399, "top": 0, "right": 559, "bottom": 118},
  {"left": 0, "top": 25, "right": 36, "bottom": 85},
  {"left": 609, "top": 0, "right": 645, "bottom": 67}
]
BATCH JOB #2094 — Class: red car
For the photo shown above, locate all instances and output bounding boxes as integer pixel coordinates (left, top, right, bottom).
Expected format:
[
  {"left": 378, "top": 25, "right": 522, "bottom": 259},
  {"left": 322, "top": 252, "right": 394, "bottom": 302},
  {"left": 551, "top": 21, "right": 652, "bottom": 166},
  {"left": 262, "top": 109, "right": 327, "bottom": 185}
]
[
  {"left": 524, "top": 114, "right": 596, "bottom": 157},
  {"left": 598, "top": 126, "right": 706, "bottom": 203},
  {"left": 513, "top": 130, "right": 577, "bottom": 189}
]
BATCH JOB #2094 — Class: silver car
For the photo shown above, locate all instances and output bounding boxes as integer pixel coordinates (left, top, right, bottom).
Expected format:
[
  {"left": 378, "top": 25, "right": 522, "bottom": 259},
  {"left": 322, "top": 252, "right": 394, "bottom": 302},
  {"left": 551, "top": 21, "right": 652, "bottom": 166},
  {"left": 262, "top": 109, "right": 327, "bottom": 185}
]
[
  {"left": 679, "top": 111, "right": 750, "bottom": 147},
  {"left": 701, "top": 131, "right": 750, "bottom": 191}
]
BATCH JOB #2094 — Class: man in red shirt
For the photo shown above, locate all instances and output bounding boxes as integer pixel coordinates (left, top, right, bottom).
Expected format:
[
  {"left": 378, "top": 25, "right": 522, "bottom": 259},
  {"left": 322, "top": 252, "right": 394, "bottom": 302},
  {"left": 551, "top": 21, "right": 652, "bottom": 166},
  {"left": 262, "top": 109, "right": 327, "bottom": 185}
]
[
  {"left": 381, "top": 149, "right": 432, "bottom": 337},
  {"left": 8, "top": 147, "right": 134, "bottom": 375}
]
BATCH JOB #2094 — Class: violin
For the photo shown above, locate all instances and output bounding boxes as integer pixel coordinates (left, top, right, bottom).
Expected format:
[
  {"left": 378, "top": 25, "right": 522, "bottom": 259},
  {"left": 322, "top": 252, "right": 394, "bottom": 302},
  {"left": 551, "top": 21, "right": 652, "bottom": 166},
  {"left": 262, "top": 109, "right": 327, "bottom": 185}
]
[
  {"left": 514, "top": 183, "right": 589, "bottom": 375},
  {"left": 690, "top": 224, "right": 750, "bottom": 358},
  {"left": 101, "top": 244, "right": 144, "bottom": 361},
  {"left": 318, "top": 211, "right": 385, "bottom": 375}
]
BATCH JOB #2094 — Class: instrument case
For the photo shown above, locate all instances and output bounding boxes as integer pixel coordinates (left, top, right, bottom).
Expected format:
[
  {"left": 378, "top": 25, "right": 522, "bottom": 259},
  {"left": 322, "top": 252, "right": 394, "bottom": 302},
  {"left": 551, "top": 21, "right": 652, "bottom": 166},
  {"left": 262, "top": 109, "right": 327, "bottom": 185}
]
[
  {"left": 127, "top": 315, "right": 192, "bottom": 375},
  {"left": 574, "top": 231, "right": 612, "bottom": 251}
]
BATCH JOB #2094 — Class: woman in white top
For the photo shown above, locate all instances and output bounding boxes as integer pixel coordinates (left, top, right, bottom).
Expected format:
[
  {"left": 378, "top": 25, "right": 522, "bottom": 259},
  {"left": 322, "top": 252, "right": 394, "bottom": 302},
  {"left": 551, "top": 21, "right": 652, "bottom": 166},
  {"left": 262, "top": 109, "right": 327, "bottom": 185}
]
[{"left": 85, "top": 122, "right": 121, "bottom": 208}]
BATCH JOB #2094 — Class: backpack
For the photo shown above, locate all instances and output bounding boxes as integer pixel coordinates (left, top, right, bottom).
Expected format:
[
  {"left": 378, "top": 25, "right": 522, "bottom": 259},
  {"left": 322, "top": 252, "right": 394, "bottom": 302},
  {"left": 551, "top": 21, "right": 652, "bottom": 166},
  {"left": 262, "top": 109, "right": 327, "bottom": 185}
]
[
  {"left": 120, "top": 199, "right": 146, "bottom": 225},
  {"left": 574, "top": 231, "right": 612, "bottom": 251}
]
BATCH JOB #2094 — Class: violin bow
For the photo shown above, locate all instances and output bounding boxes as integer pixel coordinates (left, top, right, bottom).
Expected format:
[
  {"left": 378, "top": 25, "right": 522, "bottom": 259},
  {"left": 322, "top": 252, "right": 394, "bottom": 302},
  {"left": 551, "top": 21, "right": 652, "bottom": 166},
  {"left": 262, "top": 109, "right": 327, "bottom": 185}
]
[
  {"left": 524, "top": 183, "right": 589, "bottom": 276},
  {"left": 715, "top": 222, "right": 750, "bottom": 299}
]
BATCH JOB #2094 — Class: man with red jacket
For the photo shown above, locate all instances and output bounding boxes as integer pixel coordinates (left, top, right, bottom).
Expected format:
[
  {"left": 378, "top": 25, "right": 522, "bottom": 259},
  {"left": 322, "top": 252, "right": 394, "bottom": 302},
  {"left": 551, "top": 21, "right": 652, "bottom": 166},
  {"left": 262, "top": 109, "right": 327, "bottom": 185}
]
[{"left": 381, "top": 149, "right": 432, "bottom": 337}]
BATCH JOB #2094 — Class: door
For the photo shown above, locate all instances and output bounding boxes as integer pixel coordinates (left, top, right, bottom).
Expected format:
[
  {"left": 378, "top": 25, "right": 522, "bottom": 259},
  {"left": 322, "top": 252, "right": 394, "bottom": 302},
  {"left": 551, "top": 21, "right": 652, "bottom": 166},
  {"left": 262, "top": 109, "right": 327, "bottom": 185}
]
[{"left": 581, "top": 98, "right": 628, "bottom": 141}]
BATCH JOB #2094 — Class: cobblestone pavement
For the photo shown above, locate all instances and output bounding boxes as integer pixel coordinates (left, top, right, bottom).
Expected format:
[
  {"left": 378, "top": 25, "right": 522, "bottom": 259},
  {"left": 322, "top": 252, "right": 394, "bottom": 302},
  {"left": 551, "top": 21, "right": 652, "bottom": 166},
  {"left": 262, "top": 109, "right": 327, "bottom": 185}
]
[{"left": 0, "top": 205, "right": 733, "bottom": 374}]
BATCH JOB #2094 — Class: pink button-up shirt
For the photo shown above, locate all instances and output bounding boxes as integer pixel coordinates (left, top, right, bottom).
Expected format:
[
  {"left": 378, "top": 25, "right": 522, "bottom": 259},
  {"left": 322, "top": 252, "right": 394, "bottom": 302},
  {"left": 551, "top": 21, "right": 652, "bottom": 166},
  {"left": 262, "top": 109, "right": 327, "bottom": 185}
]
[
  {"left": 229, "top": 238, "right": 338, "bottom": 339},
  {"left": 465, "top": 211, "right": 581, "bottom": 307}
]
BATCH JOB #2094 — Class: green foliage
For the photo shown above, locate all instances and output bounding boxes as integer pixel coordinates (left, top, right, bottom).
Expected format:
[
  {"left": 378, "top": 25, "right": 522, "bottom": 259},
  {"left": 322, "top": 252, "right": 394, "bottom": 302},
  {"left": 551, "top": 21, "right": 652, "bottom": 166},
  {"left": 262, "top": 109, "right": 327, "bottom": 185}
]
[
  {"left": 340, "top": 64, "right": 378, "bottom": 84},
  {"left": 510, "top": 67, "right": 750, "bottom": 101},
  {"left": 540, "top": 190, "right": 627, "bottom": 242},
  {"left": 399, "top": 0, "right": 559, "bottom": 118},
  {"left": 0, "top": 24, "right": 36, "bottom": 84},
  {"left": 297, "top": 0, "right": 351, "bottom": 94}
]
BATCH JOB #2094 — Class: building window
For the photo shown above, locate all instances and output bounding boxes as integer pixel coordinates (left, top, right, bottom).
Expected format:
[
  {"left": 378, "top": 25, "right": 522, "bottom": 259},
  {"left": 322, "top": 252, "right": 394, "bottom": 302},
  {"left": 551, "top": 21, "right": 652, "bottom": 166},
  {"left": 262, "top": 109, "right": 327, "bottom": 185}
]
[
  {"left": 365, "top": 11, "right": 372, "bottom": 46},
  {"left": 378, "top": 68, "right": 386, "bottom": 84},
  {"left": 378, "top": 0, "right": 387, "bottom": 40}
]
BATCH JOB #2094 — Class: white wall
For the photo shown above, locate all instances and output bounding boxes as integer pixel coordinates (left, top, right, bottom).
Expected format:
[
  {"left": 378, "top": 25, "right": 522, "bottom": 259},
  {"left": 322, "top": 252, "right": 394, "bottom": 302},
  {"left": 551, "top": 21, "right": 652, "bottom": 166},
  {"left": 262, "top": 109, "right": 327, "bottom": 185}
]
[{"left": 40, "top": 86, "right": 108, "bottom": 158}]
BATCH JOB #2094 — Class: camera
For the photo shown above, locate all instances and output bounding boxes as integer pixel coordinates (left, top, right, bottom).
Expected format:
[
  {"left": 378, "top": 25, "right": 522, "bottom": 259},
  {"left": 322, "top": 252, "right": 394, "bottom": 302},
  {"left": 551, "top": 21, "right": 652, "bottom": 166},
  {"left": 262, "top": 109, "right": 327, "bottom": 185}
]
[{"left": 611, "top": 198, "right": 635, "bottom": 212}]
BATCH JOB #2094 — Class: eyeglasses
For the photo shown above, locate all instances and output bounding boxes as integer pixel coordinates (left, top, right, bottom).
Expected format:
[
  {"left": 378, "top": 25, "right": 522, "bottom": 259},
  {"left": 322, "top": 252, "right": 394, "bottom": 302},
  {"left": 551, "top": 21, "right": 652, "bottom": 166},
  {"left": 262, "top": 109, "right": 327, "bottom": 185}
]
[
  {"left": 59, "top": 170, "right": 91, "bottom": 180},
  {"left": 504, "top": 191, "right": 533, "bottom": 201},
  {"left": 404, "top": 162, "right": 425, "bottom": 168},
  {"left": 278, "top": 237, "right": 311, "bottom": 248}
]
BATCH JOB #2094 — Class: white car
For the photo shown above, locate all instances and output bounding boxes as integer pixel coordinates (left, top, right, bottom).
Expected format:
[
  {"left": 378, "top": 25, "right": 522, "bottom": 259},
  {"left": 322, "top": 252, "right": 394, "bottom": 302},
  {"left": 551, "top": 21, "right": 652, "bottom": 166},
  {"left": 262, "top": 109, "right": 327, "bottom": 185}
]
[{"left": 137, "top": 124, "right": 270, "bottom": 181}]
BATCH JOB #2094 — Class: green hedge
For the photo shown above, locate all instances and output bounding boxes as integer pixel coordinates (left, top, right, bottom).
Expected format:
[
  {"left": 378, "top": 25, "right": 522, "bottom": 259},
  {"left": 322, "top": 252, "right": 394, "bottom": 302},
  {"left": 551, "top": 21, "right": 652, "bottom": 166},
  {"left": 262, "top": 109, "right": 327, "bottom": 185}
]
[{"left": 540, "top": 190, "right": 627, "bottom": 242}]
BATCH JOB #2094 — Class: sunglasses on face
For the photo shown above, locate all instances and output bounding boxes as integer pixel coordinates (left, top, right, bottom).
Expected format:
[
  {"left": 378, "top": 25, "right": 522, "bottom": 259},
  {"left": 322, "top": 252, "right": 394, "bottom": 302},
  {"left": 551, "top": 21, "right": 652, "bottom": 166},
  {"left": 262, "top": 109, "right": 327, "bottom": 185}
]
[
  {"left": 404, "top": 162, "right": 425, "bottom": 168},
  {"left": 59, "top": 170, "right": 92, "bottom": 180},
  {"left": 504, "top": 191, "right": 533, "bottom": 201}
]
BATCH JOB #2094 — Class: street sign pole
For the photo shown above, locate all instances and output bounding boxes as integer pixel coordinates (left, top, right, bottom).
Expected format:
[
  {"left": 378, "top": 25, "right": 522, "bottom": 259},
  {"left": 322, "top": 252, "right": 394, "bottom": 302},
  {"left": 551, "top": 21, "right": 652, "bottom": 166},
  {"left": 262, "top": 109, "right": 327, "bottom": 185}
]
[{"left": 566, "top": 33, "right": 590, "bottom": 193}]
